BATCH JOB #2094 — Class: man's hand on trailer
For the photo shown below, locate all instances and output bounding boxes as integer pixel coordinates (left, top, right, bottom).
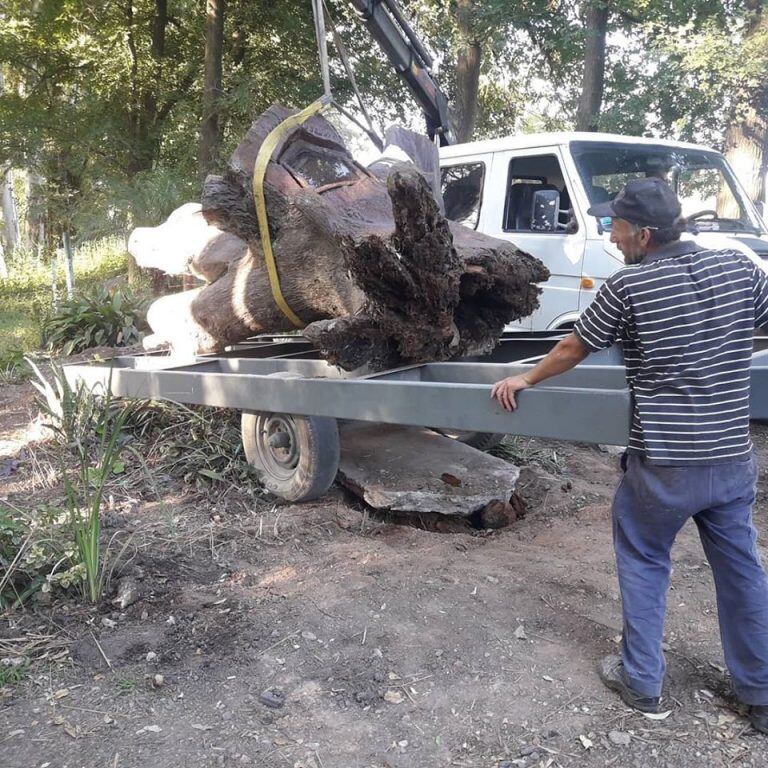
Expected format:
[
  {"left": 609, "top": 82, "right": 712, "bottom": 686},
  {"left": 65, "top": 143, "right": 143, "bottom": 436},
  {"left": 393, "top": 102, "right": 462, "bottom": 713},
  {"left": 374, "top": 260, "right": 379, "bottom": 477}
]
[
  {"left": 490, "top": 374, "right": 532, "bottom": 412},
  {"left": 491, "top": 333, "right": 591, "bottom": 412}
]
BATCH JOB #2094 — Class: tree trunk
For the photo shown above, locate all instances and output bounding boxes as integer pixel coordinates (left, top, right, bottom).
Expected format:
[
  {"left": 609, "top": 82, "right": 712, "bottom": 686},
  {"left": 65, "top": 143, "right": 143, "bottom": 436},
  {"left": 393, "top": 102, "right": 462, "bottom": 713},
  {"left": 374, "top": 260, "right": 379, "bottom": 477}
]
[
  {"left": 125, "top": 0, "right": 168, "bottom": 178},
  {"left": 1, "top": 169, "right": 19, "bottom": 257},
  {"left": 575, "top": 0, "right": 609, "bottom": 132},
  {"left": 132, "top": 106, "right": 548, "bottom": 368},
  {"left": 123, "top": 220, "right": 140, "bottom": 286},
  {"left": 454, "top": 0, "right": 482, "bottom": 143},
  {"left": 24, "top": 172, "right": 46, "bottom": 255},
  {"left": 62, "top": 231, "right": 75, "bottom": 298},
  {"left": 124, "top": 0, "right": 172, "bottom": 295},
  {"left": 51, "top": 253, "right": 60, "bottom": 313},
  {"left": 126, "top": 1, "right": 143, "bottom": 177},
  {"left": 722, "top": 2, "right": 767, "bottom": 210},
  {"left": 722, "top": 107, "right": 768, "bottom": 213},
  {"left": 198, "top": 0, "right": 226, "bottom": 180},
  {"left": 36, "top": 221, "right": 45, "bottom": 264},
  {"left": 0, "top": 73, "right": 19, "bottom": 258}
]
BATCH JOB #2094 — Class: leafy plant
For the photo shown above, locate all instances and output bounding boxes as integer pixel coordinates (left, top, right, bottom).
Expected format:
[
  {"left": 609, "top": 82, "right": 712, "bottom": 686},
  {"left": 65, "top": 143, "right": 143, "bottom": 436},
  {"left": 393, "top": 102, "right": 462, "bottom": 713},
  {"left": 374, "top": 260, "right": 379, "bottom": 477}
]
[
  {"left": 109, "top": 399, "right": 260, "bottom": 489},
  {"left": 0, "top": 658, "right": 29, "bottom": 687},
  {"left": 42, "top": 285, "right": 149, "bottom": 356},
  {"left": 0, "top": 237, "right": 128, "bottom": 359},
  {"left": 30, "top": 361, "right": 133, "bottom": 603},
  {"left": 0, "top": 502, "right": 82, "bottom": 609},
  {"left": 114, "top": 677, "right": 139, "bottom": 694},
  {"left": 0, "top": 348, "right": 30, "bottom": 384},
  {"left": 63, "top": 397, "right": 130, "bottom": 604},
  {"left": 28, "top": 358, "right": 104, "bottom": 446}
]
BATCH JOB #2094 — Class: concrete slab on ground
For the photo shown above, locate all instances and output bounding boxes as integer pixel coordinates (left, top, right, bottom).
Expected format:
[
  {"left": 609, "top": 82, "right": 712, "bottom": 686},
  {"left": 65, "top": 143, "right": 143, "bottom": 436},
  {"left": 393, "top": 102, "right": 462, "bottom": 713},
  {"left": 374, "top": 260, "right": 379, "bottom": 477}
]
[{"left": 337, "top": 423, "right": 519, "bottom": 516}]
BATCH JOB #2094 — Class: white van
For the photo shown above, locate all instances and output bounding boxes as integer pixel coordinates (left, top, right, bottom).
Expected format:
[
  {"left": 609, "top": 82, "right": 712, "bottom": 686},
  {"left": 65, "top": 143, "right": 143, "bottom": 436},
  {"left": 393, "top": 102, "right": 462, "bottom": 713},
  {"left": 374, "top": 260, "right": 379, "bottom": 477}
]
[{"left": 439, "top": 132, "right": 768, "bottom": 331}]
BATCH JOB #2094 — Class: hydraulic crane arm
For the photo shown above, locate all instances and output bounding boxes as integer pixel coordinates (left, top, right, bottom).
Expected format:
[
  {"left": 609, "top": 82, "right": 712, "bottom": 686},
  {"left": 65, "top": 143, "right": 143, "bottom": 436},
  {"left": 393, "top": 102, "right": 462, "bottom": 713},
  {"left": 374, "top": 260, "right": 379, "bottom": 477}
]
[{"left": 347, "top": 0, "right": 456, "bottom": 145}]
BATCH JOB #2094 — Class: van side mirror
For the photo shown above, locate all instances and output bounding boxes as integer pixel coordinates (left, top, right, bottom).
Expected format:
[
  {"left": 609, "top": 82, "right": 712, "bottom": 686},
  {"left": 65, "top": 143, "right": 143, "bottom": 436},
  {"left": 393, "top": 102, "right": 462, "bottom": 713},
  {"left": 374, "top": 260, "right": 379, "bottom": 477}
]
[{"left": 531, "top": 189, "right": 560, "bottom": 232}]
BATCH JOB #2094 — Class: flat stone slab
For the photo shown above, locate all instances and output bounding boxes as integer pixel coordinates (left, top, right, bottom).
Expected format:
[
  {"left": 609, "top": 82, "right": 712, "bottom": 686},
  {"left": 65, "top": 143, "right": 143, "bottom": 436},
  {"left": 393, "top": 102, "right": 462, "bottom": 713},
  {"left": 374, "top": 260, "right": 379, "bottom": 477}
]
[{"left": 337, "top": 424, "right": 519, "bottom": 516}]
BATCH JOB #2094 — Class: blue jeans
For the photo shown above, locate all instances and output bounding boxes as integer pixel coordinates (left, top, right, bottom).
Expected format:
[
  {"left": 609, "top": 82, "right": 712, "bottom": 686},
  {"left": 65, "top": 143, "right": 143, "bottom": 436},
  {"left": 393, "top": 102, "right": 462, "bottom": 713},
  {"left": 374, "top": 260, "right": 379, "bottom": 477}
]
[{"left": 613, "top": 452, "right": 768, "bottom": 703}]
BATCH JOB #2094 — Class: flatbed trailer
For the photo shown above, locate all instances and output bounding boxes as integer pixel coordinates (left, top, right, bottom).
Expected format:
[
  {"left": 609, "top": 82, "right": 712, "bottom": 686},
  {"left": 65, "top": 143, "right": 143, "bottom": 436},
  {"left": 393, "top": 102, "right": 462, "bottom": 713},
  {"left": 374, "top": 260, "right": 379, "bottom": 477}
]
[{"left": 63, "top": 333, "right": 768, "bottom": 502}]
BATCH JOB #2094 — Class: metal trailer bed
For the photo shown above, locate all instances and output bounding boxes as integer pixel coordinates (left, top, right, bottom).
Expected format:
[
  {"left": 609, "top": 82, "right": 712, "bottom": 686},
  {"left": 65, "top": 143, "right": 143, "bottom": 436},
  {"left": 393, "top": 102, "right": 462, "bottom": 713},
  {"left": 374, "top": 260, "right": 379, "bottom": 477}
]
[{"left": 63, "top": 332, "right": 768, "bottom": 502}]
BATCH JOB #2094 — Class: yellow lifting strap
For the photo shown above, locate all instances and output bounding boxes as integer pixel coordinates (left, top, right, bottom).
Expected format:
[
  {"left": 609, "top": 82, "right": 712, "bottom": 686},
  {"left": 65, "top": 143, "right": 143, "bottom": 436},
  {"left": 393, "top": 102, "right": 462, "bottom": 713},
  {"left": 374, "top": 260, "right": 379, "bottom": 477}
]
[{"left": 252, "top": 96, "right": 331, "bottom": 329}]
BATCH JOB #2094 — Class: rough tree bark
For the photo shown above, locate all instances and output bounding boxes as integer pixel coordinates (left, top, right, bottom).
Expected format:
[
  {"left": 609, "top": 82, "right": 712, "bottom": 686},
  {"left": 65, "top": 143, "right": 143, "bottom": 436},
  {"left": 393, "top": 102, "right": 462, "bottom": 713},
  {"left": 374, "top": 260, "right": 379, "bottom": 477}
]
[
  {"left": 575, "top": 0, "right": 609, "bottom": 132},
  {"left": 198, "top": 0, "right": 226, "bottom": 180},
  {"left": 454, "top": 0, "right": 482, "bottom": 143},
  {"left": 132, "top": 105, "right": 548, "bottom": 370},
  {"left": 722, "top": 1, "right": 768, "bottom": 211}
]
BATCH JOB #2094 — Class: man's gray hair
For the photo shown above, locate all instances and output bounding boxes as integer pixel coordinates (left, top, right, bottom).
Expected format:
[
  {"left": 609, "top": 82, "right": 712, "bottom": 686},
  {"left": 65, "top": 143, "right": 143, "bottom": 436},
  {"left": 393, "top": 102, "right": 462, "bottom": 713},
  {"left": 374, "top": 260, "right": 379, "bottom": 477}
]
[{"left": 629, "top": 216, "right": 688, "bottom": 246}]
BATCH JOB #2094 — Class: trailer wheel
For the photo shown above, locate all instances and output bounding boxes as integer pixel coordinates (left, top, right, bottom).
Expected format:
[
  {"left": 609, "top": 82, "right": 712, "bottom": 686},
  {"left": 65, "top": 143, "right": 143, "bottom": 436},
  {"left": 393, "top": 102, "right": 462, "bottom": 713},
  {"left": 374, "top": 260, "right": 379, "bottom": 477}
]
[
  {"left": 457, "top": 432, "right": 506, "bottom": 451},
  {"left": 432, "top": 430, "right": 505, "bottom": 452},
  {"left": 241, "top": 411, "right": 340, "bottom": 502}
]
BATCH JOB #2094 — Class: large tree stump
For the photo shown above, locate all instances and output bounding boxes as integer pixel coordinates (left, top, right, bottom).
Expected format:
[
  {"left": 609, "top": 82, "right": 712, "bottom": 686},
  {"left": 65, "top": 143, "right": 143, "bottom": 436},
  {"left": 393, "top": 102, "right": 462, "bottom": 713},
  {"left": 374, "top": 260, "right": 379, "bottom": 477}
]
[{"left": 132, "top": 105, "right": 548, "bottom": 369}]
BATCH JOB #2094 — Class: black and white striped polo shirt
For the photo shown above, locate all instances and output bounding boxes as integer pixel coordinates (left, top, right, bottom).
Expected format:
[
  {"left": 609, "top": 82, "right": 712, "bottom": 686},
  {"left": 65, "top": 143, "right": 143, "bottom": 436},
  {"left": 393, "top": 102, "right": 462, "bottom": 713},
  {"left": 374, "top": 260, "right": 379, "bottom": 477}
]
[{"left": 574, "top": 240, "right": 768, "bottom": 465}]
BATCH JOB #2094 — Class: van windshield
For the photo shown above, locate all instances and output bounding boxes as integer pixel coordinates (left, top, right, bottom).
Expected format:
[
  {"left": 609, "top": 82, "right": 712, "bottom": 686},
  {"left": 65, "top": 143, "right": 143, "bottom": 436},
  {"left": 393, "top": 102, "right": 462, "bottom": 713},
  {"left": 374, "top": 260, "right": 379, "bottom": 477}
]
[{"left": 570, "top": 141, "right": 763, "bottom": 234}]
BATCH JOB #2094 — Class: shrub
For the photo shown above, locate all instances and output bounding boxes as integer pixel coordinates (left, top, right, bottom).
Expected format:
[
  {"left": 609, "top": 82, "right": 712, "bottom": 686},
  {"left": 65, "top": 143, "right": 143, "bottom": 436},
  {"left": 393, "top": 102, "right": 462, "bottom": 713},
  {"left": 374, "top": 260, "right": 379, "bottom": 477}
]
[
  {"left": 42, "top": 286, "right": 149, "bottom": 355},
  {"left": 0, "top": 348, "right": 30, "bottom": 384},
  {"left": 0, "top": 235, "right": 129, "bottom": 357},
  {"left": 29, "top": 362, "right": 133, "bottom": 603},
  {"left": 0, "top": 502, "right": 83, "bottom": 609}
]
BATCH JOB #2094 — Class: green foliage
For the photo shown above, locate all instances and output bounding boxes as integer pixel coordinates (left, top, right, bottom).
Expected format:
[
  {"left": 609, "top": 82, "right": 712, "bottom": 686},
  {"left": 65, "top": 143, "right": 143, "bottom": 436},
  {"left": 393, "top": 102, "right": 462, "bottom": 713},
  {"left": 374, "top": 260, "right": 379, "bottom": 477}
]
[
  {"left": 121, "top": 401, "right": 261, "bottom": 489},
  {"left": 28, "top": 358, "right": 106, "bottom": 447},
  {"left": 0, "top": 361, "right": 143, "bottom": 608},
  {"left": 0, "top": 659, "right": 29, "bottom": 687},
  {"left": 0, "top": 501, "right": 82, "bottom": 609},
  {"left": 115, "top": 677, "right": 140, "bottom": 694},
  {"left": 0, "top": 348, "right": 31, "bottom": 385},
  {"left": 0, "top": 237, "right": 129, "bottom": 358},
  {"left": 30, "top": 362, "right": 133, "bottom": 603},
  {"left": 2, "top": 363, "right": 259, "bottom": 608},
  {"left": 0, "top": 0, "right": 205, "bottom": 231},
  {"left": 108, "top": 167, "right": 201, "bottom": 232},
  {"left": 42, "top": 286, "right": 149, "bottom": 356},
  {"left": 63, "top": 396, "right": 131, "bottom": 604}
]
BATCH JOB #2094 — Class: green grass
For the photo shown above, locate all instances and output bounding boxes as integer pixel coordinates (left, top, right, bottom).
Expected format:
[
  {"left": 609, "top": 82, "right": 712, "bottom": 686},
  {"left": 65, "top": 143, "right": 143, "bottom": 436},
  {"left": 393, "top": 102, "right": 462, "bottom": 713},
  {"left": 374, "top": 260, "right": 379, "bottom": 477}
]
[
  {"left": 0, "top": 661, "right": 28, "bottom": 687},
  {"left": 115, "top": 677, "right": 139, "bottom": 694},
  {"left": 0, "top": 236, "right": 130, "bottom": 360},
  {"left": 0, "top": 310, "right": 39, "bottom": 353}
]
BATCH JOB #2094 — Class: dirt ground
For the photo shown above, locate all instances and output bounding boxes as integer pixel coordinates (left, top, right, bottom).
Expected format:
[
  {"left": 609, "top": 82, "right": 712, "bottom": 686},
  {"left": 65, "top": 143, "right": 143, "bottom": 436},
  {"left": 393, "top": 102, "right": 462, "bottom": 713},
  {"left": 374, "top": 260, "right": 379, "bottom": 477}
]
[{"left": 4, "top": 380, "right": 768, "bottom": 768}]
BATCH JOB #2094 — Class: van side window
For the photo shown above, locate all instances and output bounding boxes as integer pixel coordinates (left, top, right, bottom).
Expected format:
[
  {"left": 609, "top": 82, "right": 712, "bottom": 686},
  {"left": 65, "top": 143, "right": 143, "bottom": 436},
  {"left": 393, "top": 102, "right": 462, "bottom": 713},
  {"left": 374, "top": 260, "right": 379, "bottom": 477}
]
[
  {"left": 503, "top": 154, "right": 576, "bottom": 233},
  {"left": 441, "top": 162, "right": 485, "bottom": 229}
]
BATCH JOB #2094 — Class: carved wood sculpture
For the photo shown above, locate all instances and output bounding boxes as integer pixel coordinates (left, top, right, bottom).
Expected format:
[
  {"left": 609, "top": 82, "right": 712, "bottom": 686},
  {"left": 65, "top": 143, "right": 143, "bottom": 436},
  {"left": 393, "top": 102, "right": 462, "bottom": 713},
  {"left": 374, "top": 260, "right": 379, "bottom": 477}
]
[{"left": 129, "top": 105, "right": 549, "bottom": 370}]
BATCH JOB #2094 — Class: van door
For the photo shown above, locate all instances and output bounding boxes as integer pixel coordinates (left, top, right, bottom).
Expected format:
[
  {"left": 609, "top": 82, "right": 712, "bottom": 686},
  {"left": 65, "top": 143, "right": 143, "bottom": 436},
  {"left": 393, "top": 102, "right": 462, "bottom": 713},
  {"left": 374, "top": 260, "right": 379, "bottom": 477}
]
[
  {"left": 480, "top": 147, "right": 586, "bottom": 330},
  {"left": 440, "top": 155, "right": 492, "bottom": 230}
]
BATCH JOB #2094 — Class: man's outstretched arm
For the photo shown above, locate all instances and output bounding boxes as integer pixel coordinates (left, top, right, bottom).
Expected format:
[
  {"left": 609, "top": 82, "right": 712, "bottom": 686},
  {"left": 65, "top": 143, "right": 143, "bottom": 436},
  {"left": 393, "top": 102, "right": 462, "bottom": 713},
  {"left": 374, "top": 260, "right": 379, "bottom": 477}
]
[{"left": 491, "top": 332, "right": 591, "bottom": 411}]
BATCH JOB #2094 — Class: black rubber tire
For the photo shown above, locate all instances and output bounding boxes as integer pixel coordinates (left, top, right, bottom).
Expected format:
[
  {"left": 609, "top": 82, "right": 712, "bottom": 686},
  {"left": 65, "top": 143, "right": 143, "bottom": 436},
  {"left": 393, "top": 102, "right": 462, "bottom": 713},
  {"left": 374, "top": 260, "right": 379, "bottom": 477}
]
[
  {"left": 431, "top": 429, "right": 505, "bottom": 452},
  {"left": 241, "top": 411, "right": 340, "bottom": 502},
  {"left": 456, "top": 431, "right": 506, "bottom": 451}
]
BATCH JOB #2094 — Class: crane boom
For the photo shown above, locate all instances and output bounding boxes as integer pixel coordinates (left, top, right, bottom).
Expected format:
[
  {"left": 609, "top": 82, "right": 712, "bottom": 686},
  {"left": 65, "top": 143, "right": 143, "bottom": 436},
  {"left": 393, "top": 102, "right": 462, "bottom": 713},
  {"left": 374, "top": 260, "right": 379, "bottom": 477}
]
[{"left": 347, "top": 0, "right": 456, "bottom": 145}]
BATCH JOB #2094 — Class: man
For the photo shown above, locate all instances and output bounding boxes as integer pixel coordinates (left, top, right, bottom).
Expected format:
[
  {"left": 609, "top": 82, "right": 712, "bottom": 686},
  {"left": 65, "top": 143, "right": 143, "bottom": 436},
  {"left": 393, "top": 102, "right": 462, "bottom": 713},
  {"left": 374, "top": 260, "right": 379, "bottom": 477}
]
[{"left": 492, "top": 177, "right": 768, "bottom": 729}]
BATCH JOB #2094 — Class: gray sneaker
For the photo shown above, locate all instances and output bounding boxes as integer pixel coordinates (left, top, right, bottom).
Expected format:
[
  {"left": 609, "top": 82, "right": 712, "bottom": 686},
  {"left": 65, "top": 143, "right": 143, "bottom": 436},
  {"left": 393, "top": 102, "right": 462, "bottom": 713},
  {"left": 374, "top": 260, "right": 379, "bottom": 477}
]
[
  {"left": 748, "top": 705, "right": 768, "bottom": 734},
  {"left": 598, "top": 654, "right": 660, "bottom": 713}
]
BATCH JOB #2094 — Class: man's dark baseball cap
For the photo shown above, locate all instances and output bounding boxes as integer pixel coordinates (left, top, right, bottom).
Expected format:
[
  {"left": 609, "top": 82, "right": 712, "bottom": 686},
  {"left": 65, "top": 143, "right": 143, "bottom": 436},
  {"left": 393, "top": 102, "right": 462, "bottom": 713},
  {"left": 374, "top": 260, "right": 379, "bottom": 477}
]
[{"left": 587, "top": 177, "right": 682, "bottom": 228}]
